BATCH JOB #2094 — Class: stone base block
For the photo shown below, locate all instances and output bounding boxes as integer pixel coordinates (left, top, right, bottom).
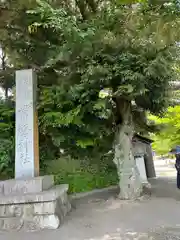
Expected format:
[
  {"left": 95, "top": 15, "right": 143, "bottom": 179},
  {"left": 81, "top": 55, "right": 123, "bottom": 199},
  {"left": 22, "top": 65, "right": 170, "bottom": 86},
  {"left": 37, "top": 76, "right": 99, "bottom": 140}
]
[
  {"left": 0, "top": 176, "right": 54, "bottom": 196},
  {"left": 0, "top": 184, "right": 71, "bottom": 231}
]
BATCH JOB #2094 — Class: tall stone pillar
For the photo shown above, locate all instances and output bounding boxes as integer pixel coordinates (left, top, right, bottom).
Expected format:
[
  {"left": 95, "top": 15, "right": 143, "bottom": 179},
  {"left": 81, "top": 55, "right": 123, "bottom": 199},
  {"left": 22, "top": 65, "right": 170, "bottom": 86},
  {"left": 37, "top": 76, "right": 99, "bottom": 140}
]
[{"left": 15, "top": 69, "right": 39, "bottom": 179}]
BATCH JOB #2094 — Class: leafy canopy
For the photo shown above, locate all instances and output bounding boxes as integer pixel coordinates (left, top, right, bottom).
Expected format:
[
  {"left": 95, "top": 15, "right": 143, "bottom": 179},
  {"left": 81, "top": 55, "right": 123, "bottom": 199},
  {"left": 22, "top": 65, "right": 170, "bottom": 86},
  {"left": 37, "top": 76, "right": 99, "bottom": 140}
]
[
  {"left": 0, "top": 0, "right": 179, "bottom": 161},
  {"left": 32, "top": 1, "right": 179, "bottom": 155}
]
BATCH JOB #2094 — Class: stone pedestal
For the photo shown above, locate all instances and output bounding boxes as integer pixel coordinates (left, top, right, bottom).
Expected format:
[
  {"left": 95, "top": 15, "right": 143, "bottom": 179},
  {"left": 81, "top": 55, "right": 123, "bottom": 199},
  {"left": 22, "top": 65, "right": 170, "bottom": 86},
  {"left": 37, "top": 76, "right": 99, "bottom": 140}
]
[{"left": 0, "top": 177, "right": 71, "bottom": 231}]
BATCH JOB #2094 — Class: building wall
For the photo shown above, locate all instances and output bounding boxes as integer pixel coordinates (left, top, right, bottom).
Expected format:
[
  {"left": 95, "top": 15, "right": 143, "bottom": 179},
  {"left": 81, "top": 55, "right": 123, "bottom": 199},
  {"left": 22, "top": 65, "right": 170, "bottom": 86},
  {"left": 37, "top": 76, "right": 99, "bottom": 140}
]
[{"left": 133, "top": 139, "right": 156, "bottom": 178}]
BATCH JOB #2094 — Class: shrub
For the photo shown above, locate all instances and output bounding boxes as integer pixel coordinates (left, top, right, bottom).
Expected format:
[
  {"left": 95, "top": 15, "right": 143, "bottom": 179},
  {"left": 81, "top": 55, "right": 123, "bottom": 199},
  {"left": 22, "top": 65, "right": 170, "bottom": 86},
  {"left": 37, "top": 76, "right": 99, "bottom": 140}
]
[{"left": 44, "top": 156, "right": 118, "bottom": 193}]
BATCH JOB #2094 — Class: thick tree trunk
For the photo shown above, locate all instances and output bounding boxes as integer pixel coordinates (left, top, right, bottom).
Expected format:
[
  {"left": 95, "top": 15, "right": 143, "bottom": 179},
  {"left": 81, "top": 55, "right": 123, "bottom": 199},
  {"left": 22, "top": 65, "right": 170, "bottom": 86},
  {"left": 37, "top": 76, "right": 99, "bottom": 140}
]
[{"left": 113, "top": 100, "right": 142, "bottom": 199}]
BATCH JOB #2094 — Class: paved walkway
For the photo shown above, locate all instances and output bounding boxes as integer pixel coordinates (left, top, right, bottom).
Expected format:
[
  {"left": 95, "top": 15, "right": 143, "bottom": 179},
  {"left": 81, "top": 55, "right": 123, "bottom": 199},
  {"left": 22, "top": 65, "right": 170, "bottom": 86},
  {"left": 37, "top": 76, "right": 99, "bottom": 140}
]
[
  {"left": 154, "top": 159, "right": 176, "bottom": 177},
  {"left": 1, "top": 161, "right": 180, "bottom": 240}
]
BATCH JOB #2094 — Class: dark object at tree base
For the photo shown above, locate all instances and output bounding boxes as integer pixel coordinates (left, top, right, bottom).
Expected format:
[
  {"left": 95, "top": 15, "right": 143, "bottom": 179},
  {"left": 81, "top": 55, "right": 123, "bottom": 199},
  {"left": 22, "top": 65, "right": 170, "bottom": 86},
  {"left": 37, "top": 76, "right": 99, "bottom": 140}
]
[{"left": 142, "top": 184, "right": 152, "bottom": 196}]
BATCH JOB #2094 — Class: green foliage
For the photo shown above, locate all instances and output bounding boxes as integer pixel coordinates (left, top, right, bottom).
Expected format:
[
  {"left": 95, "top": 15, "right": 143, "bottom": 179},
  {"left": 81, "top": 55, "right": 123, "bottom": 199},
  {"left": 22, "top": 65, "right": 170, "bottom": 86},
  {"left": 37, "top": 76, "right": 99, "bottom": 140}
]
[
  {"left": 0, "top": 0, "right": 180, "bottom": 188},
  {"left": 149, "top": 106, "right": 180, "bottom": 154},
  {"left": 151, "top": 135, "right": 171, "bottom": 155},
  {"left": 0, "top": 100, "right": 15, "bottom": 178},
  {"left": 44, "top": 156, "right": 118, "bottom": 193},
  {"left": 34, "top": 0, "right": 179, "bottom": 158}
]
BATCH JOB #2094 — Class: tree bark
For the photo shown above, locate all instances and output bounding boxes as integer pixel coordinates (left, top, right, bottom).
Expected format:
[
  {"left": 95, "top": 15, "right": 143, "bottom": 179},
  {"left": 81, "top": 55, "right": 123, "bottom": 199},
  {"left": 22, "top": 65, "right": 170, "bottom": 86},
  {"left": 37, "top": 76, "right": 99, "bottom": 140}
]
[
  {"left": 76, "top": 0, "right": 88, "bottom": 20},
  {"left": 4, "top": 87, "right": 8, "bottom": 99},
  {"left": 113, "top": 99, "right": 142, "bottom": 199}
]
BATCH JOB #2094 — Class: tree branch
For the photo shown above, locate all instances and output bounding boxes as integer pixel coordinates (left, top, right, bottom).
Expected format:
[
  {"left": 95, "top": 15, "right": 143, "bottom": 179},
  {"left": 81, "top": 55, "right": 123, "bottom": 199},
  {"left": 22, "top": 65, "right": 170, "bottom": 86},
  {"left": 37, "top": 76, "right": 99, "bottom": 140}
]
[
  {"left": 86, "top": 0, "right": 97, "bottom": 13},
  {"left": 75, "top": 0, "right": 88, "bottom": 20}
]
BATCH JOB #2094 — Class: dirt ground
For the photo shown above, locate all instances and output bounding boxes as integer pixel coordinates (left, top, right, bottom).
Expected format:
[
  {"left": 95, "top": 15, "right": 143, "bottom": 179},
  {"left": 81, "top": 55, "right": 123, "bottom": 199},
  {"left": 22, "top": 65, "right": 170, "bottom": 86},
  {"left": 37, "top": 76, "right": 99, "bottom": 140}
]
[{"left": 1, "top": 160, "right": 180, "bottom": 240}]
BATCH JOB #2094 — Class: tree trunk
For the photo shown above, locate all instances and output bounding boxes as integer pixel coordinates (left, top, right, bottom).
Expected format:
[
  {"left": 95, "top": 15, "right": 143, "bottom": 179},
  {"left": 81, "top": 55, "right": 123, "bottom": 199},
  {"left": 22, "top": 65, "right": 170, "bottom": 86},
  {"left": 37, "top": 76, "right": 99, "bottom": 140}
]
[
  {"left": 5, "top": 87, "right": 8, "bottom": 99},
  {"left": 113, "top": 100, "right": 142, "bottom": 199}
]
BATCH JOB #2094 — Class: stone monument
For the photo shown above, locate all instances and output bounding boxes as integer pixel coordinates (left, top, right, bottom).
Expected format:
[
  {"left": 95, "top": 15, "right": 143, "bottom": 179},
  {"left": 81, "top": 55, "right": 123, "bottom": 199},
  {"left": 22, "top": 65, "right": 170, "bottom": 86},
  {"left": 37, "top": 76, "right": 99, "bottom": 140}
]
[
  {"left": 15, "top": 69, "right": 39, "bottom": 179},
  {"left": 0, "top": 69, "right": 71, "bottom": 231}
]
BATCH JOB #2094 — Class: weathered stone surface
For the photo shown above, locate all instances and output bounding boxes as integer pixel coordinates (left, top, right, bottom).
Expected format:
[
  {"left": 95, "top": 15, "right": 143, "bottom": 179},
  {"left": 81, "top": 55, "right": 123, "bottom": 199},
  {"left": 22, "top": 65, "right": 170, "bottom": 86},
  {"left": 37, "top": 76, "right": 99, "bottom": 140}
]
[
  {"left": 0, "top": 184, "right": 71, "bottom": 231},
  {"left": 15, "top": 69, "right": 39, "bottom": 179},
  {"left": 0, "top": 205, "right": 23, "bottom": 217},
  {"left": 23, "top": 219, "right": 40, "bottom": 231},
  {"left": 34, "top": 197, "right": 71, "bottom": 217},
  {"left": 2, "top": 218, "right": 23, "bottom": 231},
  {"left": 59, "top": 191, "right": 68, "bottom": 204},
  {"left": 33, "top": 215, "right": 60, "bottom": 229},
  {"left": 113, "top": 124, "right": 143, "bottom": 200},
  {"left": 0, "top": 176, "right": 54, "bottom": 196},
  {"left": 0, "top": 206, "right": 6, "bottom": 216},
  {"left": 6, "top": 205, "right": 23, "bottom": 217},
  {"left": 0, "top": 184, "right": 68, "bottom": 205},
  {"left": 22, "top": 204, "right": 34, "bottom": 220},
  {"left": 34, "top": 201, "right": 57, "bottom": 215}
]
